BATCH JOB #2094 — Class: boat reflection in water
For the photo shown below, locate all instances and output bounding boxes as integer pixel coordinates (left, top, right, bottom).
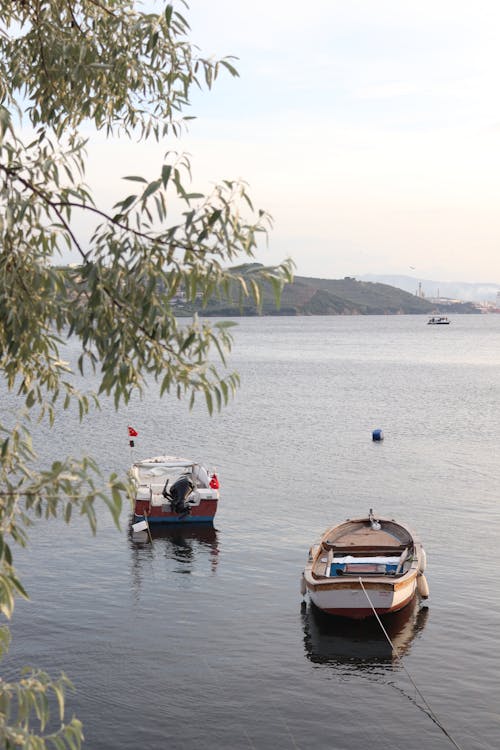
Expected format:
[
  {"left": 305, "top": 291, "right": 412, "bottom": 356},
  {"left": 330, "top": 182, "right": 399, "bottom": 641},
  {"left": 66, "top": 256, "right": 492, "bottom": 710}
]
[
  {"left": 302, "top": 597, "right": 429, "bottom": 671},
  {"left": 128, "top": 518, "right": 219, "bottom": 596}
]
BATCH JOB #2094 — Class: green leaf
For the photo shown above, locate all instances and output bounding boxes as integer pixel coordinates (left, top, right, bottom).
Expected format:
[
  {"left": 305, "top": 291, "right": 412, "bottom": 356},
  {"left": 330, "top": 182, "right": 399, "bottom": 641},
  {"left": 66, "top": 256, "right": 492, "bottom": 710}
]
[
  {"left": 161, "top": 164, "right": 172, "bottom": 187},
  {"left": 113, "top": 194, "right": 137, "bottom": 211},
  {"left": 9, "top": 574, "right": 29, "bottom": 599},
  {"left": 142, "top": 179, "right": 162, "bottom": 200},
  {"left": 220, "top": 59, "right": 240, "bottom": 78},
  {"left": 180, "top": 332, "right": 196, "bottom": 353},
  {"left": 204, "top": 390, "right": 213, "bottom": 415},
  {"left": 123, "top": 175, "right": 148, "bottom": 183}
]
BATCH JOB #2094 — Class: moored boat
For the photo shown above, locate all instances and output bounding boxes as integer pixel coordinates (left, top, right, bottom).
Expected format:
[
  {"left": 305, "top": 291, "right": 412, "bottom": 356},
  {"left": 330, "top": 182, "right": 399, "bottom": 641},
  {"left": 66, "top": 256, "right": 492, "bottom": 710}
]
[
  {"left": 131, "top": 455, "right": 219, "bottom": 524},
  {"left": 301, "top": 510, "right": 428, "bottom": 619}
]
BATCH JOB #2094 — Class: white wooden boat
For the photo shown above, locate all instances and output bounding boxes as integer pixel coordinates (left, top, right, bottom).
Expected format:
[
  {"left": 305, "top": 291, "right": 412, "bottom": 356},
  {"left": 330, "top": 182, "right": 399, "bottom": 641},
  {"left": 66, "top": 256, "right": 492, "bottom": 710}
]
[{"left": 302, "top": 510, "right": 428, "bottom": 619}]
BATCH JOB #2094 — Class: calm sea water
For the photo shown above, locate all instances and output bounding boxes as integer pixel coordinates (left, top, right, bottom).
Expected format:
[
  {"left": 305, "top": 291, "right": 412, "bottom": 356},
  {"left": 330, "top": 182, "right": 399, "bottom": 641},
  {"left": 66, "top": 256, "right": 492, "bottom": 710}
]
[{"left": 3, "top": 314, "right": 500, "bottom": 750}]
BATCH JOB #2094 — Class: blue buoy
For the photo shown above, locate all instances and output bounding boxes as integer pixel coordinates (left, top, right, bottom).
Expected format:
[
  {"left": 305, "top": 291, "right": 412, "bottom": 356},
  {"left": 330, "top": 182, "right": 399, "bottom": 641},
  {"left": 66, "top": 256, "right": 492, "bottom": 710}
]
[{"left": 372, "top": 428, "right": 384, "bottom": 442}]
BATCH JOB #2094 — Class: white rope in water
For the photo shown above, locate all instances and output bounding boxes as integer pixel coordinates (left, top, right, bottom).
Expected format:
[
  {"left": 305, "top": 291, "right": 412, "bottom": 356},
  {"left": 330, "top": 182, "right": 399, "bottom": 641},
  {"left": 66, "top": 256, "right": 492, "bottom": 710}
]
[{"left": 358, "top": 578, "right": 465, "bottom": 750}]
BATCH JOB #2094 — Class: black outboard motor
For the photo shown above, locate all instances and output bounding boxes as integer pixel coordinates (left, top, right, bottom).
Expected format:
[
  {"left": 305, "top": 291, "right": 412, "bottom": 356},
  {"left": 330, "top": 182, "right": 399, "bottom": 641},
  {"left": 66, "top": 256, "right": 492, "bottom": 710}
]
[{"left": 166, "top": 475, "right": 195, "bottom": 515}]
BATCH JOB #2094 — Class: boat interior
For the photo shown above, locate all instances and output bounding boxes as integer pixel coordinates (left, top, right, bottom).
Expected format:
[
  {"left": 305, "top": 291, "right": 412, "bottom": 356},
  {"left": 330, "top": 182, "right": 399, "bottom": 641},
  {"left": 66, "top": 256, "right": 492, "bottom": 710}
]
[
  {"left": 133, "top": 460, "right": 215, "bottom": 509},
  {"left": 312, "top": 519, "right": 415, "bottom": 579}
]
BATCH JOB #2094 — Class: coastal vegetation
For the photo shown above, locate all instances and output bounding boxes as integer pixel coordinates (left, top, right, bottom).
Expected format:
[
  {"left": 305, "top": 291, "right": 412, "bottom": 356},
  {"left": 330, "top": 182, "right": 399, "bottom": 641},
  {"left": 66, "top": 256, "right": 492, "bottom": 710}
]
[
  {"left": 0, "top": 2, "right": 289, "bottom": 747},
  {"left": 174, "top": 264, "right": 479, "bottom": 316}
]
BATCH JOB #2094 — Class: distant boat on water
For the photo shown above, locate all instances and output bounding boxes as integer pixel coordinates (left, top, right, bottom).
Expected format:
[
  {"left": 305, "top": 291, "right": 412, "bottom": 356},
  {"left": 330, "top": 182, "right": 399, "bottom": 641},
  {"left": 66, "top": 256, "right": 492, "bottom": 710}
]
[{"left": 427, "top": 315, "right": 450, "bottom": 325}]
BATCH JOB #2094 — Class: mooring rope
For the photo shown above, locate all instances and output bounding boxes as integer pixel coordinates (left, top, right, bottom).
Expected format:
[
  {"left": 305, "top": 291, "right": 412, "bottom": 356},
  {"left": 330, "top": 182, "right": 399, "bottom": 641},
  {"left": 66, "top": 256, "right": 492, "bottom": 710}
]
[{"left": 358, "top": 578, "right": 464, "bottom": 750}]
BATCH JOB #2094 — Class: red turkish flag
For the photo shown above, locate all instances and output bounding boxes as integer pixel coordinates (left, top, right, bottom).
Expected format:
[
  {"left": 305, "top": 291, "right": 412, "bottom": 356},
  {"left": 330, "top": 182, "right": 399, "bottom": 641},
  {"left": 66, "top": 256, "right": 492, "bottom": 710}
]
[{"left": 128, "top": 426, "right": 138, "bottom": 437}]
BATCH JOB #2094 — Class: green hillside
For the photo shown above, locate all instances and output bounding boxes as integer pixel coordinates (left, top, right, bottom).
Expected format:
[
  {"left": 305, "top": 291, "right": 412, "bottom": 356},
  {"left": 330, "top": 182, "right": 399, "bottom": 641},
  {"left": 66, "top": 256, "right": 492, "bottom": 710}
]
[{"left": 186, "top": 266, "right": 479, "bottom": 316}]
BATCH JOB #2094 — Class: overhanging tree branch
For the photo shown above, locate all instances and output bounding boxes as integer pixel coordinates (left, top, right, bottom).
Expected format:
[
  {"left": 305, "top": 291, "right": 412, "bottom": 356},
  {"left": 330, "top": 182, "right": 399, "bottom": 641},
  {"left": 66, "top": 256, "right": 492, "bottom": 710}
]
[{"left": 0, "top": 2, "right": 292, "bottom": 745}]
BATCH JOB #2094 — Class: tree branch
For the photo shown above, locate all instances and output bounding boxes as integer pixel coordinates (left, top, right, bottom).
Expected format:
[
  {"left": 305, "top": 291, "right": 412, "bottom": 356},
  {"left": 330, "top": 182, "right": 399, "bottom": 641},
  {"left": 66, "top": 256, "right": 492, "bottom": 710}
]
[{"left": 0, "top": 164, "right": 196, "bottom": 362}]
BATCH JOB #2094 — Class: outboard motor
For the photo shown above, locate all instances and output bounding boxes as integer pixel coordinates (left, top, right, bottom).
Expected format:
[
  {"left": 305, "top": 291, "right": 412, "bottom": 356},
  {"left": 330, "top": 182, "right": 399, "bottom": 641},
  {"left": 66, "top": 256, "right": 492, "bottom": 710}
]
[{"left": 167, "top": 475, "right": 195, "bottom": 515}]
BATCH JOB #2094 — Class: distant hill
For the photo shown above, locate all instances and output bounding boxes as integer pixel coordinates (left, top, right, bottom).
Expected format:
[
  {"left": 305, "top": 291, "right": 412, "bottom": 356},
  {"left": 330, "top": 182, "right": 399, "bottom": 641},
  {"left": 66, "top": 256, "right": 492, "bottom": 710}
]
[
  {"left": 360, "top": 274, "right": 500, "bottom": 303},
  {"left": 187, "top": 266, "right": 479, "bottom": 316}
]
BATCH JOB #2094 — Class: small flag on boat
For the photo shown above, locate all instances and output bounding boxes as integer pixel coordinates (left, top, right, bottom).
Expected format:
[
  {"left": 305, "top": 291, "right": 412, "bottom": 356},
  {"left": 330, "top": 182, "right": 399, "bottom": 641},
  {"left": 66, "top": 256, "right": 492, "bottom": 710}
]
[{"left": 209, "top": 472, "right": 219, "bottom": 490}]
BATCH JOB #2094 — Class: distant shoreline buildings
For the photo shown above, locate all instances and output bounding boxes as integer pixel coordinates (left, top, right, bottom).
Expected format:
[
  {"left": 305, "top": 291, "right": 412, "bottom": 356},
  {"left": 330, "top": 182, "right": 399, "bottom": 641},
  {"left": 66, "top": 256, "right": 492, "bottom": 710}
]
[{"left": 415, "top": 282, "right": 500, "bottom": 313}]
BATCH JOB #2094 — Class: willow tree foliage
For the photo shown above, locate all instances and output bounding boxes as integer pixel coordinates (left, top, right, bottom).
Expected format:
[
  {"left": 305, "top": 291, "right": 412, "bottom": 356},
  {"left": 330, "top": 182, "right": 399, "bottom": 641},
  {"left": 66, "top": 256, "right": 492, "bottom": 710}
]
[{"left": 0, "top": 1, "right": 291, "bottom": 745}]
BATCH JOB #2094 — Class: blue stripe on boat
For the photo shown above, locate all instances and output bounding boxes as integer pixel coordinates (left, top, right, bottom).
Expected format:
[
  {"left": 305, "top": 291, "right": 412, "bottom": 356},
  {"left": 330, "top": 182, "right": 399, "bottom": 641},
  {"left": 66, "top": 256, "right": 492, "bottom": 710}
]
[{"left": 135, "top": 515, "right": 214, "bottom": 524}]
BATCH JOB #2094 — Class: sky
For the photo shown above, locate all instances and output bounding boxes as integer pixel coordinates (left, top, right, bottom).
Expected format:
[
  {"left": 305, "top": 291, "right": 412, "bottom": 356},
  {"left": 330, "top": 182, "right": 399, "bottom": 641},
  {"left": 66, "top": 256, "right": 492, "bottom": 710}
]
[{"left": 85, "top": 0, "right": 500, "bottom": 283}]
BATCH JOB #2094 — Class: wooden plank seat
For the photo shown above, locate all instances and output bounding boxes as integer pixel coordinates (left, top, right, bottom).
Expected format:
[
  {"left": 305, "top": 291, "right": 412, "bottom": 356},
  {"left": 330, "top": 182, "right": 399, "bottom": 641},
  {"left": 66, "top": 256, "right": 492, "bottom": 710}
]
[{"left": 323, "top": 544, "right": 408, "bottom": 555}]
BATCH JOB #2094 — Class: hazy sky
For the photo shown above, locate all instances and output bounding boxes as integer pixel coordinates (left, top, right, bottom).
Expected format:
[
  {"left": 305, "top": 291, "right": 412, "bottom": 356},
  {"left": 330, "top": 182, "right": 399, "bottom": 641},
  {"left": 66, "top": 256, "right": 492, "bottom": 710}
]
[{"left": 86, "top": 1, "right": 500, "bottom": 282}]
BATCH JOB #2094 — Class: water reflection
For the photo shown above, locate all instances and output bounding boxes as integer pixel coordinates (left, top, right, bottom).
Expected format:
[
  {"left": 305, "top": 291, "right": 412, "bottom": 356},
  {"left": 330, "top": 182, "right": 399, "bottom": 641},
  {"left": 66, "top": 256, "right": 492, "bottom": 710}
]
[
  {"left": 302, "top": 598, "right": 429, "bottom": 670},
  {"left": 127, "top": 519, "right": 219, "bottom": 596}
]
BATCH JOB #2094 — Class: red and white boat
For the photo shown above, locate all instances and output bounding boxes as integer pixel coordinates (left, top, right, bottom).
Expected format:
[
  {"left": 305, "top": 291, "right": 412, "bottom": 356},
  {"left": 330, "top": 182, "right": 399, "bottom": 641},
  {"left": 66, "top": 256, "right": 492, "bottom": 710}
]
[
  {"left": 301, "top": 510, "right": 428, "bottom": 619},
  {"left": 131, "top": 455, "right": 219, "bottom": 524}
]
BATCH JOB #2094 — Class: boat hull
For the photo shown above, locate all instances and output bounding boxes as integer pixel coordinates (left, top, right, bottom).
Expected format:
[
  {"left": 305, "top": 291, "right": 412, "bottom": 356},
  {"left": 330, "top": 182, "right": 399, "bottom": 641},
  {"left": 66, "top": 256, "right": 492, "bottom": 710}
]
[
  {"left": 307, "top": 577, "right": 417, "bottom": 619},
  {"left": 134, "top": 498, "right": 217, "bottom": 524}
]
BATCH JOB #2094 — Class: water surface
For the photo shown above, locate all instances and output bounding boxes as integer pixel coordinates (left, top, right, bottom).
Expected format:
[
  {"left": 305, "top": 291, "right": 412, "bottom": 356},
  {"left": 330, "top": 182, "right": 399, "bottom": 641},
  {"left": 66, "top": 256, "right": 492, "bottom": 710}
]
[{"left": 4, "top": 314, "right": 500, "bottom": 749}]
